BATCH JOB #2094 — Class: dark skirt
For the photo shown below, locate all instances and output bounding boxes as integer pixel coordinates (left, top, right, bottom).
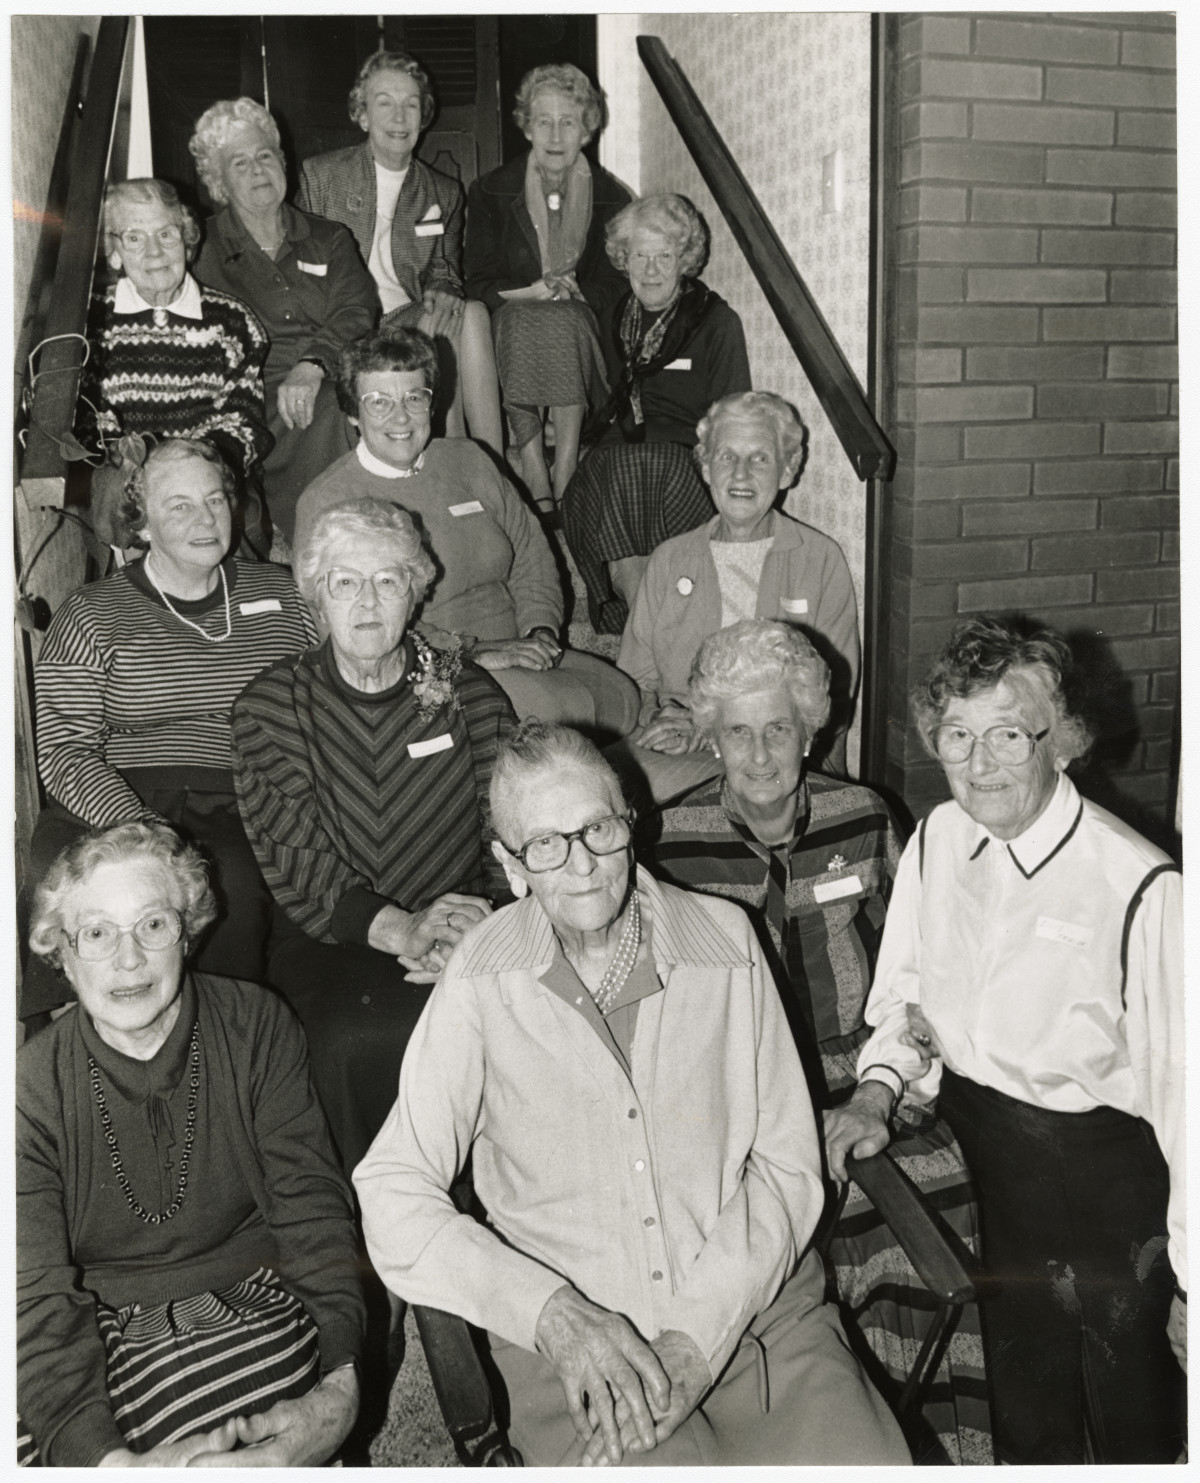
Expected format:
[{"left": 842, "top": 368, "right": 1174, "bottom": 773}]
[
  {"left": 492, "top": 299, "right": 607, "bottom": 449},
  {"left": 562, "top": 440, "right": 713, "bottom": 633}
]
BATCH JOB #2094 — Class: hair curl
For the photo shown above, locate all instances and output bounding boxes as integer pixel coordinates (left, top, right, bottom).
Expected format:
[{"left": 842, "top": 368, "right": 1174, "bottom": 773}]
[
  {"left": 689, "top": 620, "right": 831, "bottom": 739},
  {"left": 188, "top": 98, "right": 283, "bottom": 204},
  {"left": 293, "top": 497, "right": 437, "bottom": 614},
  {"left": 911, "top": 614, "right": 1093, "bottom": 765},
  {"left": 695, "top": 391, "right": 807, "bottom": 475},
  {"left": 117, "top": 438, "right": 234, "bottom": 552},
  {"left": 605, "top": 194, "right": 708, "bottom": 280},
  {"left": 513, "top": 64, "right": 605, "bottom": 138},
  {"left": 29, "top": 821, "right": 217, "bottom": 973},
  {"left": 489, "top": 720, "right": 625, "bottom": 847},
  {"left": 348, "top": 50, "right": 436, "bottom": 130},
  {"left": 103, "top": 178, "right": 200, "bottom": 260},
  {"left": 336, "top": 327, "right": 439, "bottom": 416}
]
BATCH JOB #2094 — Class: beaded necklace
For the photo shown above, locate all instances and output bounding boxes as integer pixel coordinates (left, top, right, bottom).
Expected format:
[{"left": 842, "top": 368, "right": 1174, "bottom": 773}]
[
  {"left": 144, "top": 554, "right": 232, "bottom": 644},
  {"left": 88, "top": 1020, "right": 200, "bottom": 1225},
  {"left": 590, "top": 889, "right": 642, "bottom": 1015}
]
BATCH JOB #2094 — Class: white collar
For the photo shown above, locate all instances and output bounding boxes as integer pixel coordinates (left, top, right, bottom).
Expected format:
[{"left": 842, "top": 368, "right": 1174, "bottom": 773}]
[
  {"left": 355, "top": 439, "right": 425, "bottom": 480},
  {"left": 968, "top": 771, "right": 1082, "bottom": 876},
  {"left": 114, "top": 272, "right": 203, "bottom": 319}
]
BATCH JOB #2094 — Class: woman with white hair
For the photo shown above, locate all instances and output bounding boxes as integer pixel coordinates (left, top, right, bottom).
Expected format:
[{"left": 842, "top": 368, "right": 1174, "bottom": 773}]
[
  {"left": 191, "top": 98, "right": 378, "bottom": 548},
  {"left": 231, "top": 496, "right": 515, "bottom": 1170},
  {"left": 563, "top": 194, "right": 751, "bottom": 633}
]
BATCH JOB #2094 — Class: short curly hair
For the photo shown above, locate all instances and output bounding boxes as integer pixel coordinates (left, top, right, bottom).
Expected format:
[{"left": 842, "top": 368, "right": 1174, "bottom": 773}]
[
  {"left": 349, "top": 50, "right": 436, "bottom": 130},
  {"left": 605, "top": 195, "right": 708, "bottom": 280},
  {"left": 911, "top": 614, "right": 1093, "bottom": 765},
  {"left": 336, "top": 326, "right": 440, "bottom": 416},
  {"left": 513, "top": 63, "right": 605, "bottom": 138},
  {"left": 695, "top": 391, "right": 807, "bottom": 477},
  {"left": 117, "top": 438, "right": 234, "bottom": 551},
  {"left": 103, "top": 179, "right": 201, "bottom": 260},
  {"left": 689, "top": 620, "right": 831, "bottom": 739},
  {"left": 294, "top": 497, "right": 437, "bottom": 614},
  {"left": 29, "top": 821, "right": 217, "bottom": 973},
  {"left": 189, "top": 98, "right": 283, "bottom": 204}
]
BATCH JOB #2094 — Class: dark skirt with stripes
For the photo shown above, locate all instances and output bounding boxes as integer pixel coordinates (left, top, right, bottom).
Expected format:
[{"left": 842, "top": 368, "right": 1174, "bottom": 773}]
[
  {"left": 18, "top": 1269, "right": 319, "bottom": 1465},
  {"left": 492, "top": 299, "right": 607, "bottom": 450},
  {"left": 562, "top": 441, "right": 713, "bottom": 633}
]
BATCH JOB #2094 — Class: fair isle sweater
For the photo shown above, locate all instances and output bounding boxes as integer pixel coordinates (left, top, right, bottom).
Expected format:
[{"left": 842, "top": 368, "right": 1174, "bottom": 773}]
[{"left": 35, "top": 557, "right": 317, "bottom": 825}]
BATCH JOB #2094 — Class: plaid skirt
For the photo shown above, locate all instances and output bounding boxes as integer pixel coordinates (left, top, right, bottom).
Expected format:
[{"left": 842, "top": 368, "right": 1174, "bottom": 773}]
[
  {"left": 492, "top": 299, "right": 607, "bottom": 450},
  {"left": 562, "top": 441, "right": 714, "bottom": 633},
  {"left": 18, "top": 1268, "right": 319, "bottom": 1465}
]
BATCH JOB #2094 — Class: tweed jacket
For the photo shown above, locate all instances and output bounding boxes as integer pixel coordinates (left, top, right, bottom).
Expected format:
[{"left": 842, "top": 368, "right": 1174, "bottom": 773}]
[
  {"left": 297, "top": 143, "right": 463, "bottom": 302},
  {"left": 465, "top": 153, "right": 631, "bottom": 318}
]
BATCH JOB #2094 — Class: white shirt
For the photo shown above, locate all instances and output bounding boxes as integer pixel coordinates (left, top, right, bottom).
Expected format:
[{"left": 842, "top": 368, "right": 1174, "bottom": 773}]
[
  {"left": 113, "top": 272, "right": 203, "bottom": 319},
  {"left": 368, "top": 162, "right": 412, "bottom": 314},
  {"left": 857, "top": 772, "right": 1185, "bottom": 1286}
]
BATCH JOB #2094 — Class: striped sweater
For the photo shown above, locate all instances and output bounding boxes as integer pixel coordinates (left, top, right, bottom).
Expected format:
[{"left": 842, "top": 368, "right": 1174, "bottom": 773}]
[
  {"left": 231, "top": 639, "right": 514, "bottom": 945},
  {"left": 79, "top": 280, "right": 272, "bottom": 473},
  {"left": 35, "top": 558, "right": 317, "bottom": 826}
]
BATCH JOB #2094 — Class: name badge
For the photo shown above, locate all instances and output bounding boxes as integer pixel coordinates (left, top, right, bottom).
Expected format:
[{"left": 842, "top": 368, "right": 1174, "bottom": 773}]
[
  {"left": 664, "top": 357, "right": 692, "bottom": 371},
  {"left": 781, "top": 597, "right": 809, "bottom": 616},
  {"left": 239, "top": 599, "right": 282, "bottom": 615},
  {"left": 414, "top": 222, "right": 445, "bottom": 237},
  {"left": 1036, "top": 915, "right": 1093, "bottom": 949},
  {"left": 449, "top": 500, "right": 485, "bottom": 516},
  {"left": 813, "top": 874, "right": 863, "bottom": 903},
  {"left": 296, "top": 261, "right": 328, "bottom": 277},
  {"left": 408, "top": 733, "right": 454, "bottom": 758}
]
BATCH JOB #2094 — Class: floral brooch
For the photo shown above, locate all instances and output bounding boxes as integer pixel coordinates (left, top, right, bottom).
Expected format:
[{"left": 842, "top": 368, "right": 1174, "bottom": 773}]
[
  {"left": 410, "top": 633, "right": 466, "bottom": 722},
  {"left": 676, "top": 577, "right": 694, "bottom": 596}
]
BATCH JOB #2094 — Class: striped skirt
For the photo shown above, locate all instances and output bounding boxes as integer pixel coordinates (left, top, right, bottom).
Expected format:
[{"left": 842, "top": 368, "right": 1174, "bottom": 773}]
[
  {"left": 18, "top": 1268, "right": 318, "bottom": 1465},
  {"left": 830, "top": 1116, "right": 993, "bottom": 1464},
  {"left": 492, "top": 299, "right": 607, "bottom": 450},
  {"left": 562, "top": 441, "right": 713, "bottom": 633}
]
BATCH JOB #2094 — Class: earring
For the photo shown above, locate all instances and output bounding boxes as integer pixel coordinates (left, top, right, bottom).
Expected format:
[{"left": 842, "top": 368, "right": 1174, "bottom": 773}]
[{"left": 511, "top": 876, "right": 529, "bottom": 899}]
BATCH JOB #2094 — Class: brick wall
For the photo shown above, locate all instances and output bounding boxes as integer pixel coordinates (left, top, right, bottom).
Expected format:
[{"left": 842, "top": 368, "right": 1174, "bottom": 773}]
[{"left": 887, "top": 12, "right": 1178, "bottom": 830}]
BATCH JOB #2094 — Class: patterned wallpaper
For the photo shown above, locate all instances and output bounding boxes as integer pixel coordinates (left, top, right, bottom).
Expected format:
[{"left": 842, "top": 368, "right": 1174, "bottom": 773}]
[{"left": 599, "top": 13, "right": 874, "bottom": 768}]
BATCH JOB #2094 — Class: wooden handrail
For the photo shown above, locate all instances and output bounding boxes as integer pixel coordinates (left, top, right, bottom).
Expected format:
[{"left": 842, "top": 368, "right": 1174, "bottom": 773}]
[
  {"left": 19, "top": 16, "right": 130, "bottom": 486},
  {"left": 638, "top": 35, "right": 895, "bottom": 483}
]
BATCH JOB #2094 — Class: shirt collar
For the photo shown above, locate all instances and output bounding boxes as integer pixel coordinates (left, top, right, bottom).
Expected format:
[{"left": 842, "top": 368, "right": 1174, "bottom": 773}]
[
  {"left": 967, "top": 771, "right": 1083, "bottom": 878},
  {"left": 114, "top": 272, "right": 203, "bottom": 319},
  {"left": 355, "top": 439, "right": 425, "bottom": 480}
]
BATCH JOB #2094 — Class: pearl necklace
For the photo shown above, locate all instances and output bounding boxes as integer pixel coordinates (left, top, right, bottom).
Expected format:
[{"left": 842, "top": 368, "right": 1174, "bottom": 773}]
[
  {"left": 144, "top": 554, "right": 231, "bottom": 643},
  {"left": 89, "top": 1020, "right": 200, "bottom": 1225},
  {"left": 591, "top": 889, "right": 642, "bottom": 1015}
]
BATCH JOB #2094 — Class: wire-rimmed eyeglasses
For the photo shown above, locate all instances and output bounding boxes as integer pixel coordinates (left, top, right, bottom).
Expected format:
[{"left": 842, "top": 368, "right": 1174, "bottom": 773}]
[
  {"left": 113, "top": 225, "right": 183, "bottom": 253},
  {"left": 932, "top": 724, "right": 1049, "bottom": 767},
  {"left": 63, "top": 909, "right": 184, "bottom": 962},
  {"left": 358, "top": 389, "right": 434, "bottom": 419},
  {"left": 324, "top": 567, "right": 413, "bottom": 603},
  {"left": 505, "top": 813, "right": 633, "bottom": 873}
]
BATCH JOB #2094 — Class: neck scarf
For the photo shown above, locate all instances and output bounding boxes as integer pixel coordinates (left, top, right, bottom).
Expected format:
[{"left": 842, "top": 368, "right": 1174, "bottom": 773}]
[
  {"left": 524, "top": 152, "right": 592, "bottom": 278},
  {"left": 595, "top": 278, "right": 716, "bottom": 442}
]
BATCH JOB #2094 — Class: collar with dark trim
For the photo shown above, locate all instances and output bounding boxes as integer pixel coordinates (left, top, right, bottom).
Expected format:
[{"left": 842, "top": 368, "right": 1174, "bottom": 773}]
[{"left": 966, "top": 771, "right": 1083, "bottom": 879}]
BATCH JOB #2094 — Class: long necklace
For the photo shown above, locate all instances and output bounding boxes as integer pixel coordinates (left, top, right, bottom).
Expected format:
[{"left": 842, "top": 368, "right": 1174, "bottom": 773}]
[
  {"left": 89, "top": 1020, "right": 200, "bottom": 1225},
  {"left": 591, "top": 889, "right": 642, "bottom": 1015},
  {"left": 144, "top": 554, "right": 231, "bottom": 643}
]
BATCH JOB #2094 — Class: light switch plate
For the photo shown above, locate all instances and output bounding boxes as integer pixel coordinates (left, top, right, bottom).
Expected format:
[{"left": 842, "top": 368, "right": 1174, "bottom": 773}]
[{"left": 822, "top": 148, "right": 845, "bottom": 215}]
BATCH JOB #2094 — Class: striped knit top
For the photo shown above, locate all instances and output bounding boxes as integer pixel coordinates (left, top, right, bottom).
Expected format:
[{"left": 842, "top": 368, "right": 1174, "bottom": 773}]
[
  {"left": 231, "top": 638, "right": 514, "bottom": 946},
  {"left": 79, "top": 278, "right": 272, "bottom": 474},
  {"left": 35, "top": 558, "right": 317, "bottom": 826}
]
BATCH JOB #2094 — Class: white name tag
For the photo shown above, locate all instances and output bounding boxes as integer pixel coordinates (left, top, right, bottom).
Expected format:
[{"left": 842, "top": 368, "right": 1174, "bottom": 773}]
[
  {"left": 449, "top": 500, "right": 485, "bottom": 516},
  {"left": 781, "top": 597, "right": 809, "bottom": 615},
  {"left": 813, "top": 874, "right": 863, "bottom": 903},
  {"left": 1036, "top": 915, "right": 1093, "bottom": 949},
  {"left": 408, "top": 733, "right": 454, "bottom": 758},
  {"left": 414, "top": 222, "right": 444, "bottom": 237},
  {"left": 296, "top": 260, "right": 328, "bottom": 277},
  {"left": 239, "top": 599, "right": 282, "bottom": 615},
  {"left": 664, "top": 357, "right": 692, "bottom": 371}
]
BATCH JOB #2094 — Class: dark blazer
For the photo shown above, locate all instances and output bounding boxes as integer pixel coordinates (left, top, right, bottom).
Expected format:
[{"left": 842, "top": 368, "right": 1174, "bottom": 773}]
[
  {"left": 465, "top": 153, "right": 631, "bottom": 320},
  {"left": 297, "top": 142, "right": 463, "bottom": 303}
]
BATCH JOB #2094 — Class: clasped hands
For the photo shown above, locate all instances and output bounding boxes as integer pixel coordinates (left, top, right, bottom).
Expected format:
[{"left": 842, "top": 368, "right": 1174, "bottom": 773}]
[
  {"left": 369, "top": 895, "right": 492, "bottom": 983},
  {"left": 634, "top": 702, "right": 709, "bottom": 757},
  {"left": 535, "top": 1285, "right": 712, "bottom": 1467},
  {"left": 473, "top": 628, "right": 562, "bottom": 673}
]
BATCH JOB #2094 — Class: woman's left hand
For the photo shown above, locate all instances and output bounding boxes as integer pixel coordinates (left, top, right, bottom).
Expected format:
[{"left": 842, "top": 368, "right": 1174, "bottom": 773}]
[
  {"left": 187, "top": 1365, "right": 359, "bottom": 1467},
  {"left": 421, "top": 288, "right": 464, "bottom": 340},
  {"left": 635, "top": 705, "right": 706, "bottom": 756},
  {"left": 901, "top": 1003, "right": 942, "bottom": 1065},
  {"left": 474, "top": 636, "right": 559, "bottom": 672},
  {"left": 276, "top": 362, "right": 324, "bottom": 432}
]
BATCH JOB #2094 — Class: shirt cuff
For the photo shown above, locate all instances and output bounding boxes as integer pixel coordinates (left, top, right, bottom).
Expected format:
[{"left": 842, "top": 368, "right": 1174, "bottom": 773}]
[
  {"left": 43, "top": 1400, "right": 125, "bottom": 1468},
  {"left": 330, "top": 887, "right": 393, "bottom": 947},
  {"left": 516, "top": 602, "right": 563, "bottom": 638},
  {"left": 317, "top": 1315, "right": 366, "bottom": 1374}
]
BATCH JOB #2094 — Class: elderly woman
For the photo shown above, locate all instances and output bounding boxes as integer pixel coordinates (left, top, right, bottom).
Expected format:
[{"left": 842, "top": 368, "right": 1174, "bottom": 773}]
[
  {"left": 17, "top": 821, "right": 363, "bottom": 1466},
  {"left": 24, "top": 437, "right": 316, "bottom": 1023},
  {"left": 191, "top": 98, "right": 377, "bottom": 548},
  {"left": 298, "top": 49, "right": 503, "bottom": 457},
  {"left": 466, "top": 64, "right": 632, "bottom": 515},
  {"left": 355, "top": 720, "right": 907, "bottom": 1466},
  {"left": 614, "top": 391, "right": 859, "bottom": 803},
  {"left": 826, "top": 615, "right": 1185, "bottom": 1464},
  {"left": 79, "top": 178, "right": 271, "bottom": 545},
  {"left": 645, "top": 620, "right": 989, "bottom": 1462},
  {"left": 563, "top": 194, "right": 751, "bottom": 633},
  {"left": 294, "top": 326, "right": 639, "bottom": 738},
  {"left": 231, "top": 496, "right": 515, "bottom": 1171}
]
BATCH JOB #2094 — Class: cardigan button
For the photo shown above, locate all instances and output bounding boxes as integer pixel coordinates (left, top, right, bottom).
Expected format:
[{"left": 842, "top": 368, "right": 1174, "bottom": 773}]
[
  {"left": 643, "top": 1216, "right": 656, "bottom": 1228},
  {"left": 627, "top": 1108, "right": 638, "bottom": 1119},
  {"left": 634, "top": 1159, "right": 645, "bottom": 1172},
  {"left": 651, "top": 1270, "right": 663, "bottom": 1282}
]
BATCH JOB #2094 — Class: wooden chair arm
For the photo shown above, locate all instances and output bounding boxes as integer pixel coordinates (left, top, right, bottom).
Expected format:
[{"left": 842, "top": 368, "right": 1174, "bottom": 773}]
[
  {"left": 845, "top": 1149, "right": 977, "bottom": 1307},
  {"left": 412, "top": 1305, "right": 499, "bottom": 1460}
]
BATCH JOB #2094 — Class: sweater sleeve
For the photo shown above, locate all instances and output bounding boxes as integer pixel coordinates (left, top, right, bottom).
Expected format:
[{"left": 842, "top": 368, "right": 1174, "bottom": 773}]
[
  {"left": 298, "top": 223, "right": 379, "bottom": 370},
  {"left": 421, "top": 177, "right": 464, "bottom": 297},
  {"left": 705, "top": 306, "right": 752, "bottom": 404},
  {"left": 617, "top": 547, "right": 671, "bottom": 710},
  {"left": 200, "top": 301, "right": 273, "bottom": 475},
  {"left": 492, "top": 464, "right": 563, "bottom": 636},
  {"left": 458, "top": 667, "right": 517, "bottom": 900},
  {"left": 464, "top": 177, "right": 529, "bottom": 309}
]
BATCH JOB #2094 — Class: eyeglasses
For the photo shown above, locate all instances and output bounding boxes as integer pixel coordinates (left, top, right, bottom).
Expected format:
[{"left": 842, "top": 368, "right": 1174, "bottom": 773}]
[
  {"left": 506, "top": 813, "right": 633, "bottom": 873},
  {"left": 113, "top": 225, "right": 184, "bottom": 253},
  {"left": 358, "top": 389, "right": 434, "bottom": 419},
  {"left": 324, "top": 567, "right": 413, "bottom": 603},
  {"left": 64, "top": 908, "right": 184, "bottom": 962},
  {"left": 629, "top": 250, "right": 678, "bottom": 272},
  {"left": 932, "top": 724, "right": 1049, "bottom": 767}
]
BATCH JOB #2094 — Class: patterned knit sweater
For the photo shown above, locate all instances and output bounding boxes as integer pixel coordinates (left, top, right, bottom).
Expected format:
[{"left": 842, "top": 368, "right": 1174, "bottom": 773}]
[{"left": 79, "top": 279, "right": 272, "bottom": 474}]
